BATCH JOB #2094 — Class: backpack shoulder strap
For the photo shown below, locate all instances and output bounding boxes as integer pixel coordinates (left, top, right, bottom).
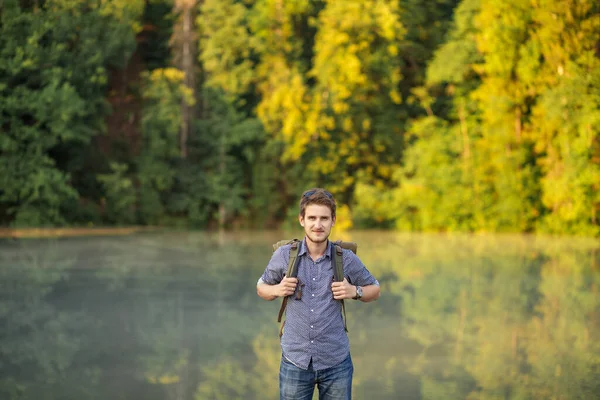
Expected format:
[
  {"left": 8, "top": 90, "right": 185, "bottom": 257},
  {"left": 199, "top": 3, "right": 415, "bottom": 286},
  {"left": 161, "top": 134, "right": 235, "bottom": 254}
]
[
  {"left": 286, "top": 240, "right": 301, "bottom": 278},
  {"left": 331, "top": 243, "right": 348, "bottom": 332},
  {"left": 277, "top": 240, "right": 301, "bottom": 334},
  {"left": 332, "top": 243, "right": 344, "bottom": 282}
]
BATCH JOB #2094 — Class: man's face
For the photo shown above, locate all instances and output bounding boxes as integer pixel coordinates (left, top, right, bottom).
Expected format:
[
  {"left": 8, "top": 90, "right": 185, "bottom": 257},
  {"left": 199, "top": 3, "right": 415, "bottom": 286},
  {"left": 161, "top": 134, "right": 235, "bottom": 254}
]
[{"left": 299, "top": 204, "right": 336, "bottom": 244}]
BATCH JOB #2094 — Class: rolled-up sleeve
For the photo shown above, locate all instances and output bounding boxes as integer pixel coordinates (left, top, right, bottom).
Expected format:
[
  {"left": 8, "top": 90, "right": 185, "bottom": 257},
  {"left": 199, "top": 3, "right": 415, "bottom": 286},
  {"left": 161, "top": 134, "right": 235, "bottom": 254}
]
[
  {"left": 258, "top": 245, "right": 288, "bottom": 286},
  {"left": 344, "top": 250, "right": 379, "bottom": 287}
]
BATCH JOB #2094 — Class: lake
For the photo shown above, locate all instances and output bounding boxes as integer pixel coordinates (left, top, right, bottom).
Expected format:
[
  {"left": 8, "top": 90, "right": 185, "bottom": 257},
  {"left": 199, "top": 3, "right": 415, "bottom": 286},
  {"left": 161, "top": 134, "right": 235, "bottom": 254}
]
[{"left": 1, "top": 231, "right": 599, "bottom": 400}]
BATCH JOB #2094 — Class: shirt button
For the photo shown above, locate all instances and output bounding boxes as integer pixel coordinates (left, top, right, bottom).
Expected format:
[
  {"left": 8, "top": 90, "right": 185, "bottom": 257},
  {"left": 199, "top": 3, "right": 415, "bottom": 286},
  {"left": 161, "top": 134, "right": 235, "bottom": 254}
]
[
  {"left": 312, "top": 294, "right": 315, "bottom": 297},
  {"left": 311, "top": 309, "right": 314, "bottom": 312},
  {"left": 313, "top": 278, "right": 315, "bottom": 281},
  {"left": 311, "top": 340, "right": 314, "bottom": 343},
  {"left": 310, "top": 325, "right": 314, "bottom": 328}
]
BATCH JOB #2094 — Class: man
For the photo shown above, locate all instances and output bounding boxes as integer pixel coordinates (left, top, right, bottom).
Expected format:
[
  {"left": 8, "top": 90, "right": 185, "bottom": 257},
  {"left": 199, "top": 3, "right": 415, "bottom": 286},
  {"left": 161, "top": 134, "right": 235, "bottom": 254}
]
[{"left": 257, "top": 188, "right": 380, "bottom": 400}]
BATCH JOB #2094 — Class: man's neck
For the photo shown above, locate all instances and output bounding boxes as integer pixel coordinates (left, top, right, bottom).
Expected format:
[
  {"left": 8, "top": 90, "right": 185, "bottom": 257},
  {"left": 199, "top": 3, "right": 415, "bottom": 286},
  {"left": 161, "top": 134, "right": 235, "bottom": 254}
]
[{"left": 306, "top": 238, "right": 328, "bottom": 261}]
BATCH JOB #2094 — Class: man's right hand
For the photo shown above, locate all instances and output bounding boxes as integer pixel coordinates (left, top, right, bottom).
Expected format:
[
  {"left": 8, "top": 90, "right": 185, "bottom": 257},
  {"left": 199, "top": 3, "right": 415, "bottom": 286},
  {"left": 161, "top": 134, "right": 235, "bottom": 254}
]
[{"left": 276, "top": 275, "right": 298, "bottom": 297}]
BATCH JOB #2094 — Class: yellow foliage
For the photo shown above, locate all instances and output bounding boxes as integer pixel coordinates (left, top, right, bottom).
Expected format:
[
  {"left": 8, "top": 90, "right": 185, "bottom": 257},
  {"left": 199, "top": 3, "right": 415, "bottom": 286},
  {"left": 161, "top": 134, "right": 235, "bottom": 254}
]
[
  {"left": 332, "top": 204, "right": 353, "bottom": 232},
  {"left": 145, "top": 68, "right": 195, "bottom": 107},
  {"left": 199, "top": 0, "right": 254, "bottom": 97},
  {"left": 387, "top": 44, "right": 398, "bottom": 56},
  {"left": 150, "top": 68, "right": 185, "bottom": 83},
  {"left": 361, "top": 118, "right": 372, "bottom": 131},
  {"left": 342, "top": 117, "right": 353, "bottom": 132},
  {"left": 255, "top": 60, "right": 313, "bottom": 163},
  {"left": 389, "top": 89, "right": 402, "bottom": 104},
  {"left": 99, "top": 0, "right": 145, "bottom": 32},
  {"left": 332, "top": 101, "right": 349, "bottom": 114}
]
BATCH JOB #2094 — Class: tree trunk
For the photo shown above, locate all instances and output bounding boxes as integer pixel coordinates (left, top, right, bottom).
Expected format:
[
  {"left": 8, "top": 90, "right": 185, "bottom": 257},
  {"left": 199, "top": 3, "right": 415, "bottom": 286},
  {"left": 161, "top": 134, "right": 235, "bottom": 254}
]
[
  {"left": 218, "top": 133, "right": 226, "bottom": 232},
  {"left": 173, "top": 0, "right": 197, "bottom": 159},
  {"left": 181, "top": 4, "right": 192, "bottom": 158}
]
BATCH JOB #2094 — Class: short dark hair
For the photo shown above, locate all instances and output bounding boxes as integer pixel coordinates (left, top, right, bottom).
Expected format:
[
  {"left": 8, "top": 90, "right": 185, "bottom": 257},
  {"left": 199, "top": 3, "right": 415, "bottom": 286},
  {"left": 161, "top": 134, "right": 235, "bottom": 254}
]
[{"left": 299, "top": 188, "right": 336, "bottom": 218}]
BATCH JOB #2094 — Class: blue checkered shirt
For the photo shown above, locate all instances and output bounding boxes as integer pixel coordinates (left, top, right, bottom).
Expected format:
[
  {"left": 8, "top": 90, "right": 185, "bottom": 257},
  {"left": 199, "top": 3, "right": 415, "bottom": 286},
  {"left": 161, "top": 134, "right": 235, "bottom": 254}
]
[{"left": 259, "top": 238, "right": 379, "bottom": 370}]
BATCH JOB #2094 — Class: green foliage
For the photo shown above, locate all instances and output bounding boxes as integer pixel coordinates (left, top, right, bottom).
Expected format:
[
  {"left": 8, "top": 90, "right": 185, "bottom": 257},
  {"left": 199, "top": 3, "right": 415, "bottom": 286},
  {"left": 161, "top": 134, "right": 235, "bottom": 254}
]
[
  {"left": 525, "top": 0, "right": 600, "bottom": 235},
  {"left": 185, "top": 88, "right": 265, "bottom": 228},
  {"left": 426, "top": 0, "right": 481, "bottom": 86},
  {"left": 292, "top": 0, "right": 407, "bottom": 197},
  {"left": 198, "top": 0, "right": 317, "bottom": 226},
  {"left": 137, "top": 68, "right": 193, "bottom": 225},
  {"left": 354, "top": 0, "right": 599, "bottom": 235},
  {"left": 1, "top": 0, "right": 598, "bottom": 235},
  {"left": 97, "top": 162, "right": 137, "bottom": 224},
  {"left": 0, "top": 0, "right": 138, "bottom": 226},
  {"left": 198, "top": 0, "right": 255, "bottom": 102}
]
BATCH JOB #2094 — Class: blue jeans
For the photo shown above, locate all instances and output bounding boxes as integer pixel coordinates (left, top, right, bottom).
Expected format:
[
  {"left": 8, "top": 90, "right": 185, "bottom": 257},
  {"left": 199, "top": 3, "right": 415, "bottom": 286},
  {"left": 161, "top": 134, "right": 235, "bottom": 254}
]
[{"left": 279, "top": 354, "right": 353, "bottom": 400}]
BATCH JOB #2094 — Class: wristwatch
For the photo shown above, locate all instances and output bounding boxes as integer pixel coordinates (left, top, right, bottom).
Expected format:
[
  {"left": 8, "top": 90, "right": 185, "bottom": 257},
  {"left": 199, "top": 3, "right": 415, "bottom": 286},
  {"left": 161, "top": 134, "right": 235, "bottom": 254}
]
[{"left": 353, "top": 285, "right": 363, "bottom": 300}]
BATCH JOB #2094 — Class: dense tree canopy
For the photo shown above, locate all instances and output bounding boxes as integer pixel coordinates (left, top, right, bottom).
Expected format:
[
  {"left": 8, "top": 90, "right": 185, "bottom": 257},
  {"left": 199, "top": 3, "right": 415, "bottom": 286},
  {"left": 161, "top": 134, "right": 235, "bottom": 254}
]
[{"left": 1, "top": 0, "right": 598, "bottom": 235}]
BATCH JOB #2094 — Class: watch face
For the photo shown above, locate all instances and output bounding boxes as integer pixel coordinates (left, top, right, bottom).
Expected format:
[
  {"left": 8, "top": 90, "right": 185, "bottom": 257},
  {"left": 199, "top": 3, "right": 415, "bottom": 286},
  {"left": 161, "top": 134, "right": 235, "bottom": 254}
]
[{"left": 357, "top": 286, "right": 363, "bottom": 298}]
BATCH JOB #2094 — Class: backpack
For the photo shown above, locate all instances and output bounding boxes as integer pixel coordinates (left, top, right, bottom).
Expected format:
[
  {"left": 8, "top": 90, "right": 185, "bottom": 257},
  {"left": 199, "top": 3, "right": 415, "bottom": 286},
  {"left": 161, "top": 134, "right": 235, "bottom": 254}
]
[{"left": 272, "top": 239, "right": 358, "bottom": 337}]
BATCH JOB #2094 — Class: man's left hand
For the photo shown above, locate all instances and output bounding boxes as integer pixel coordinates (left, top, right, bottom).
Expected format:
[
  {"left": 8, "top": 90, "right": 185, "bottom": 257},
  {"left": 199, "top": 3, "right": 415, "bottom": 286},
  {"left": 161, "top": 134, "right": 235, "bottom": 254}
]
[{"left": 331, "top": 278, "right": 356, "bottom": 300}]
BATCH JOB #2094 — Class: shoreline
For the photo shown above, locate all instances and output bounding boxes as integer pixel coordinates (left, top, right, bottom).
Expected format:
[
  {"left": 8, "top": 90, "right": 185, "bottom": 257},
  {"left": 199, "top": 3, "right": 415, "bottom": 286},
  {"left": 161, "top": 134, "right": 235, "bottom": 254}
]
[{"left": 0, "top": 226, "right": 160, "bottom": 239}]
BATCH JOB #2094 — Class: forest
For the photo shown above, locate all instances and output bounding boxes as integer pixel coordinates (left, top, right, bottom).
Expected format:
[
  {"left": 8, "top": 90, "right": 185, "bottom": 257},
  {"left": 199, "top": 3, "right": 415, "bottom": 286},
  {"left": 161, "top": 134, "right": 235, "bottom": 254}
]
[{"left": 1, "top": 0, "right": 599, "bottom": 235}]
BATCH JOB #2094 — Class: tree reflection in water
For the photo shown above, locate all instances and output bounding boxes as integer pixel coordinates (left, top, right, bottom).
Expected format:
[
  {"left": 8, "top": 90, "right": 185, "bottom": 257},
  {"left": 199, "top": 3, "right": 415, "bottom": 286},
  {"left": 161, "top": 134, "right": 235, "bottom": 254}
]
[{"left": 1, "top": 232, "right": 599, "bottom": 399}]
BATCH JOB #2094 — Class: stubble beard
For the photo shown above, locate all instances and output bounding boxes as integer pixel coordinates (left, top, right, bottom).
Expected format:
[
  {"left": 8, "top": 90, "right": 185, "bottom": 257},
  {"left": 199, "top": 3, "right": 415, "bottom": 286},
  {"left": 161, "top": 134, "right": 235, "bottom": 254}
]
[{"left": 306, "top": 230, "right": 330, "bottom": 245}]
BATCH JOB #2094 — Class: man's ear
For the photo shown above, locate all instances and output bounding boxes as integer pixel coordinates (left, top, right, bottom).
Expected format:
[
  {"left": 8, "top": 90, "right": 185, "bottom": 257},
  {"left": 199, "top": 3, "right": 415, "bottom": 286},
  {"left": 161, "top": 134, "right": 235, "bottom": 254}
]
[
  {"left": 299, "top": 214, "right": 305, "bottom": 227},
  {"left": 332, "top": 216, "right": 336, "bottom": 226}
]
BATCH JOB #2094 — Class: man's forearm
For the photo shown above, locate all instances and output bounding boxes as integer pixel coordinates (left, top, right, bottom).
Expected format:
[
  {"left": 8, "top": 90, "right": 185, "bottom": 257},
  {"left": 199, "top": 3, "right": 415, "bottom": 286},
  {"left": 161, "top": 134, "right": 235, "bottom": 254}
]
[
  {"left": 358, "top": 284, "right": 380, "bottom": 302},
  {"left": 257, "top": 282, "right": 279, "bottom": 301}
]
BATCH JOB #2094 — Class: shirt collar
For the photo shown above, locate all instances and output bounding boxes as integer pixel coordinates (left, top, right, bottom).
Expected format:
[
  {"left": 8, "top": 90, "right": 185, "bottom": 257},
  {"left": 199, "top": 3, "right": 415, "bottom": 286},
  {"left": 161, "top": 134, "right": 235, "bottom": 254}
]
[{"left": 299, "top": 237, "right": 332, "bottom": 258}]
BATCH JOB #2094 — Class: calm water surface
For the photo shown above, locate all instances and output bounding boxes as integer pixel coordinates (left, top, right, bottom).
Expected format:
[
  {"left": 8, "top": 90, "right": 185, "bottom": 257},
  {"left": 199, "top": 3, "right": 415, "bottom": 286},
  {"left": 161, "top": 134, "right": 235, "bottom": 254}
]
[{"left": 1, "top": 231, "right": 599, "bottom": 400}]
